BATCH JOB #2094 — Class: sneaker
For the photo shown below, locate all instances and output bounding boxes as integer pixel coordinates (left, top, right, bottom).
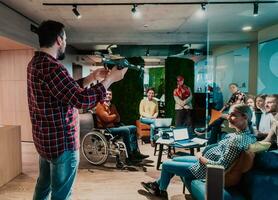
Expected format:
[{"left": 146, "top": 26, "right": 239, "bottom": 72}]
[
  {"left": 125, "top": 157, "right": 141, "bottom": 166},
  {"left": 133, "top": 151, "right": 149, "bottom": 160},
  {"left": 141, "top": 181, "right": 160, "bottom": 195},
  {"left": 159, "top": 190, "right": 168, "bottom": 199},
  {"left": 194, "top": 127, "right": 207, "bottom": 136}
]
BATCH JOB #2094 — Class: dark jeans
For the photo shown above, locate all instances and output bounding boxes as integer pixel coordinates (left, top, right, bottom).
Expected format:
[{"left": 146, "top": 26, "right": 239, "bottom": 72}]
[
  {"left": 207, "top": 118, "right": 224, "bottom": 144},
  {"left": 175, "top": 109, "right": 192, "bottom": 130},
  {"left": 108, "top": 125, "right": 138, "bottom": 155}
]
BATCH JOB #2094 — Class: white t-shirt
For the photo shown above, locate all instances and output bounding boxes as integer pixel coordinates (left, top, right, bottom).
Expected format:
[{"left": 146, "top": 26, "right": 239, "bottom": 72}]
[{"left": 259, "top": 112, "right": 273, "bottom": 133}]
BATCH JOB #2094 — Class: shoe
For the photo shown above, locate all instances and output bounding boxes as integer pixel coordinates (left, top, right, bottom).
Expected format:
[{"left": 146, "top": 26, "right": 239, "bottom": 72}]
[
  {"left": 159, "top": 190, "right": 168, "bottom": 199},
  {"left": 125, "top": 156, "right": 141, "bottom": 166},
  {"left": 133, "top": 151, "right": 149, "bottom": 160},
  {"left": 194, "top": 128, "right": 207, "bottom": 136},
  {"left": 116, "top": 161, "right": 125, "bottom": 169},
  {"left": 151, "top": 141, "right": 156, "bottom": 147},
  {"left": 141, "top": 181, "right": 160, "bottom": 195}
]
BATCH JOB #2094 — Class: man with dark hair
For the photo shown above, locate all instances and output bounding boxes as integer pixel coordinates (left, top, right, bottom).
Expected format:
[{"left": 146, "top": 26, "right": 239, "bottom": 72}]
[
  {"left": 221, "top": 83, "right": 246, "bottom": 112},
  {"left": 28, "top": 20, "right": 127, "bottom": 199},
  {"left": 263, "top": 94, "right": 278, "bottom": 149},
  {"left": 95, "top": 89, "right": 149, "bottom": 165}
]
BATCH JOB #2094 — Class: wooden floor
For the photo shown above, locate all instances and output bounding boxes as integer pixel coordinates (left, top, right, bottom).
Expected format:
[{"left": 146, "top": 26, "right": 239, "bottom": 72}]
[{"left": 0, "top": 142, "right": 193, "bottom": 200}]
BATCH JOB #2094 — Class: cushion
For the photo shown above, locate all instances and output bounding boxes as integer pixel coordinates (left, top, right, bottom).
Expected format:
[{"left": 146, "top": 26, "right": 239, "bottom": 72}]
[
  {"left": 225, "top": 151, "right": 255, "bottom": 187},
  {"left": 248, "top": 141, "right": 271, "bottom": 153},
  {"left": 254, "top": 150, "right": 278, "bottom": 170}
]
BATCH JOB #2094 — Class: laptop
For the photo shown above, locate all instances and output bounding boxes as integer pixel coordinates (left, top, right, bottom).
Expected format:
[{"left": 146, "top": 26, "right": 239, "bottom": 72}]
[
  {"left": 173, "top": 128, "right": 208, "bottom": 146},
  {"left": 154, "top": 118, "right": 172, "bottom": 127},
  {"left": 173, "top": 128, "right": 189, "bottom": 141}
]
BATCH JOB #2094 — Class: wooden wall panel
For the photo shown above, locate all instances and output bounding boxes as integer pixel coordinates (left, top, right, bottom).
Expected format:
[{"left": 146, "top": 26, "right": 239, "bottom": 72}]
[
  {"left": 0, "top": 111, "right": 16, "bottom": 125},
  {"left": 0, "top": 49, "right": 34, "bottom": 141},
  {"left": 1, "top": 81, "right": 16, "bottom": 112},
  {"left": 0, "top": 51, "right": 14, "bottom": 80},
  {"left": 15, "top": 81, "right": 28, "bottom": 112},
  {"left": 15, "top": 112, "right": 32, "bottom": 141},
  {"left": 14, "top": 50, "right": 33, "bottom": 80}
]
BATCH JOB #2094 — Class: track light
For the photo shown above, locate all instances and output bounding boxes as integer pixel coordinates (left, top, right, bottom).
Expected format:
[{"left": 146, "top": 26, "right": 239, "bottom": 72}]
[
  {"left": 253, "top": 2, "right": 259, "bottom": 16},
  {"left": 131, "top": 4, "right": 137, "bottom": 13},
  {"left": 201, "top": 3, "right": 206, "bottom": 11},
  {"left": 72, "top": 5, "right": 81, "bottom": 19}
]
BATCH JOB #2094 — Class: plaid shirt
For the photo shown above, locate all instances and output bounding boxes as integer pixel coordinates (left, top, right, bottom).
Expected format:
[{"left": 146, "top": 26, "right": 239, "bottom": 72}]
[
  {"left": 27, "top": 51, "right": 106, "bottom": 160},
  {"left": 190, "top": 129, "right": 256, "bottom": 179}
]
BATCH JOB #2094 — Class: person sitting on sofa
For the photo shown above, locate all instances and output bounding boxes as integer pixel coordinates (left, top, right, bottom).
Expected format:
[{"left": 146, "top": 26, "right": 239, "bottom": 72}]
[
  {"left": 139, "top": 87, "right": 159, "bottom": 146},
  {"left": 141, "top": 104, "right": 257, "bottom": 199},
  {"left": 263, "top": 94, "right": 278, "bottom": 150},
  {"left": 95, "top": 89, "right": 149, "bottom": 165}
]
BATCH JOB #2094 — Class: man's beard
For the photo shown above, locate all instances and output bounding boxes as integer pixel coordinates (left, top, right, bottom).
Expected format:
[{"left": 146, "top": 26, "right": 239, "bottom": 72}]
[{"left": 57, "top": 48, "right": 65, "bottom": 60}]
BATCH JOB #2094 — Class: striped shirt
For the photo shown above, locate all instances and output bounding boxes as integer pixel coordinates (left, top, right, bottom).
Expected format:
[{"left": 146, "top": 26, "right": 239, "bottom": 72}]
[
  {"left": 27, "top": 51, "right": 106, "bottom": 160},
  {"left": 190, "top": 129, "right": 256, "bottom": 179}
]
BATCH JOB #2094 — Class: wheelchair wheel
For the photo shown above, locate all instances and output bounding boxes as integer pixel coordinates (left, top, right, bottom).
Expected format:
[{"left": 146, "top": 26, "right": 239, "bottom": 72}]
[{"left": 81, "top": 130, "right": 109, "bottom": 165}]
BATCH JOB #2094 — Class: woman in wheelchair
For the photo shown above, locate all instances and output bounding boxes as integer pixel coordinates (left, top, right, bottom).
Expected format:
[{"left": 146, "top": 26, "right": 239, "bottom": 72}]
[
  {"left": 141, "top": 104, "right": 257, "bottom": 199},
  {"left": 95, "top": 89, "right": 149, "bottom": 165}
]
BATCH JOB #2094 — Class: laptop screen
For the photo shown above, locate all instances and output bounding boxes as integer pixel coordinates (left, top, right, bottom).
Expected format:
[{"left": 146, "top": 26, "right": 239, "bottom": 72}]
[
  {"left": 154, "top": 118, "right": 172, "bottom": 127},
  {"left": 173, "top": 128, "right": 189, "bottom": 141}
]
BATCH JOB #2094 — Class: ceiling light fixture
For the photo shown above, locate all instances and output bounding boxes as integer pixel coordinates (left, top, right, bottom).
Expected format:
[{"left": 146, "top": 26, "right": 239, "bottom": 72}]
[
  {"left": 131, "top": 4, "right": 137, "bottom": 13},
  {"left": 72, "top": 5, "right": 82, "bottom": 19},
  {"left": 253, "top": 2, "right": 259, "bottom": 16},
  {"left": 242, "top": 26, "right": 252, "bottom": 31},
  {"left": 201, "top": 3, "right": 206, "bottom": 11}
]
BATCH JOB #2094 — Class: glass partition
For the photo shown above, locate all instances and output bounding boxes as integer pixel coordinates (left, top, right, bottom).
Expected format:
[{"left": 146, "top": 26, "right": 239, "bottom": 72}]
[
  {"left": 258, "top": 38, "right": 278, "bottom": 94},
  {"left": 205, "top": 0, "right": 278, "bottom": 139}
]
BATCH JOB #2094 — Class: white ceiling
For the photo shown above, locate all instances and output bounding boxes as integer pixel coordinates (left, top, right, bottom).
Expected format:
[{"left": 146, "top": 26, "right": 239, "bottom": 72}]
[{"left": 2, "top": 0, "right": 278, "bottom": 50}]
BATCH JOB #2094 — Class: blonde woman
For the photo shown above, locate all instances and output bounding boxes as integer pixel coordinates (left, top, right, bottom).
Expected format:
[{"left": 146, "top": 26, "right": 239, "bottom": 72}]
[{"left": 141, "top": 104, "right": 256, "bottom": 199}]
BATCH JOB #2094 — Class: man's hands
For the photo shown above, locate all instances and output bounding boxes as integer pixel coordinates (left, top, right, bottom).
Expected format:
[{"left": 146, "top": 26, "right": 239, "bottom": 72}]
[
  {"left": 101, "top": 67, "right": 128, "bottom": 89},
  {"left": 91, "top": 68, "right": 109, "bottom": 81},
  {"left": 83, "top": 67, "right": 128, "bottom": 89},
  {"left": 196, "top": 152, "right": 208, "bottom": 165},
  {"left": 83, "top": 68, "right": 109, "bottom": 87}
]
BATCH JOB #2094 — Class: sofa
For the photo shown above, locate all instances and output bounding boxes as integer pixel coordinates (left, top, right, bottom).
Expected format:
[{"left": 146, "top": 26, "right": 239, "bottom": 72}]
[{"left": 186, "top": 150, "right": 278, "bottom": 200}]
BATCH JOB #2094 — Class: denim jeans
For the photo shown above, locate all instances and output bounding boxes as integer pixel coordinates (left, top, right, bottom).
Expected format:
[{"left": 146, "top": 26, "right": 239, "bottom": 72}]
[
  {"left": 140, "top": 117, "right": 156, "bottom": 141},
  {"left": 108, "top": 125, "right": 138, "bottom": 154},
  {"left": 33, "top": 150, "right": 79, "bottom": 200},
  {"left": 157, "top": 156, "right": 196, "bottom": 191}
]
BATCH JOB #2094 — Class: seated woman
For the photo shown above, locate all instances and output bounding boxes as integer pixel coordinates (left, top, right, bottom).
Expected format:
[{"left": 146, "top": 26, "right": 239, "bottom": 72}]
[
  {"left": 141, "top": 104, "right": 257, "bottom": 199},
  {"left": 139, "top": 88, "right": 159, "bottom": 146}
]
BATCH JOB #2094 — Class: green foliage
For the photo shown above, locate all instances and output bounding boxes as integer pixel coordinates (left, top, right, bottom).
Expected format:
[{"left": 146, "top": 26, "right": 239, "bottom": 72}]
[
  {"left": 165, "top": 57, "right": 194, "bottom": 124},
  {"left": 110, "top": 57, "right": 144, "bottom": 125},
  {"left": 148, "top": 67, "right": 165, "bottom": 98}
]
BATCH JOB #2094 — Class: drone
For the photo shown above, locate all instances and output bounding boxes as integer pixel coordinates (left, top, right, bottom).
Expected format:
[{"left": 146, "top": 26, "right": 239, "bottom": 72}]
[{"left": 92, "top": 45, "right": 145, "bottom": 77}]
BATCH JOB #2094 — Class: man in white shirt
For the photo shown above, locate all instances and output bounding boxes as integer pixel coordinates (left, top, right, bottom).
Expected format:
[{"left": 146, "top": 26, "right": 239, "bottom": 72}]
[{"left": 263, "top": 95, "right": 278, "bottom": 149}]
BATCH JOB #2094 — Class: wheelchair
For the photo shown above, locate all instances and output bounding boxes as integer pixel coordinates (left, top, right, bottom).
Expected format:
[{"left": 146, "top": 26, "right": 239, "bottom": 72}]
[{"left": 80, "top": 112, "right": 128, "bottom": 168}]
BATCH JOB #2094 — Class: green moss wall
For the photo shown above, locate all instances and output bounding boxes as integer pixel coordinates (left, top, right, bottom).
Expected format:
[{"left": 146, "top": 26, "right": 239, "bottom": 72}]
[
  {"left": 110, "top": 57, "right": 144, "bottom": 125},
  {"left": 148, "top": 67, "right": 165, "bottom": 98}
]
